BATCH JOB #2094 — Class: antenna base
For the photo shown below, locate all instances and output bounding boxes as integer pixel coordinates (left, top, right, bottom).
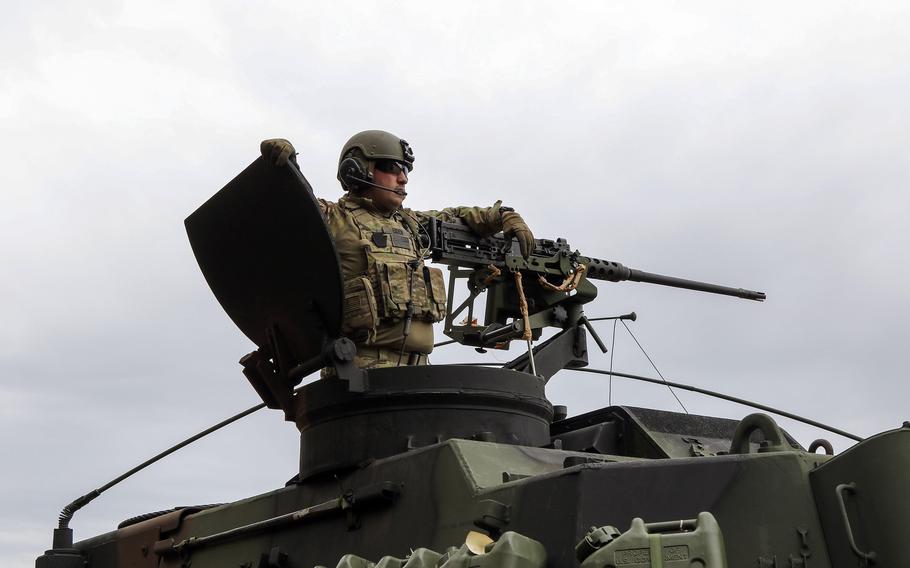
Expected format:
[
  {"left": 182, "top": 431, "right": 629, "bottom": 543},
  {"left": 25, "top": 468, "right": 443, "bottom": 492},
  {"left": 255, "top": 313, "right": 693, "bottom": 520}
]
[{"left": 36, "top": 530, "right": 82, "bottom": 568}]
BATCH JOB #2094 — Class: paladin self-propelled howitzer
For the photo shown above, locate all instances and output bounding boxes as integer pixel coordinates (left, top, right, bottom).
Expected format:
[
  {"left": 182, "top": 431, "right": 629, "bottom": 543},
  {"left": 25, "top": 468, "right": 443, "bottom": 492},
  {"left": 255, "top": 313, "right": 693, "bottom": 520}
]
[{"left": 423, "top": 217, "right": 764, "bottom": 378}]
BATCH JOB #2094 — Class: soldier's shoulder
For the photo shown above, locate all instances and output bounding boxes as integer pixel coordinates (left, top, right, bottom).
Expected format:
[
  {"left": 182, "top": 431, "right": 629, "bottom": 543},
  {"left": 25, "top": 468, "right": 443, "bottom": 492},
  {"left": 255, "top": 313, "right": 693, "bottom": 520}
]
[
  {"left": 319, "top": 198, "right": 362, "bottom": 233},
  {"left": 404, "top": 207, "right": 440, "bottom": 219},
  {"left": 317, "top": 198, "right": 341, "bottom": 215}
]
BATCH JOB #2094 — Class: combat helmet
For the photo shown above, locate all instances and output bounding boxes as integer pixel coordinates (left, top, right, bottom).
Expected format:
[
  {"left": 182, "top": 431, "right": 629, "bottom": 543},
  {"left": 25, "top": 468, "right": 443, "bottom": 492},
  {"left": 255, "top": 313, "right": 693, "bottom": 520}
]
[{"left": 337, "top": 130, "right": 415, "bottom": 191}]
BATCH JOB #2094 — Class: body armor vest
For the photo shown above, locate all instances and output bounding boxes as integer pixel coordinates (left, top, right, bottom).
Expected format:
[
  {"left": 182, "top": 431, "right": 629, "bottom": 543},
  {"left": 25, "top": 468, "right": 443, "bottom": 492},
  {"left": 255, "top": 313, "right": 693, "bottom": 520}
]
[{"left": 325, "top": 197, "right": 446, "bottom": 351}]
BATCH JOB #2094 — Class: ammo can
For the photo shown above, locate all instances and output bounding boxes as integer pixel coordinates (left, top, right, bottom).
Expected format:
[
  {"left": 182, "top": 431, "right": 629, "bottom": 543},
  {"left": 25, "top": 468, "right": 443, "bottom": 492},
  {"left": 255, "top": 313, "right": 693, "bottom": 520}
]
[
  {"left": 578, "top": 512, "right": 726, "bottom": 568},
  {"left": 331, "top": 532, "right": 547, "bottom": 568}
]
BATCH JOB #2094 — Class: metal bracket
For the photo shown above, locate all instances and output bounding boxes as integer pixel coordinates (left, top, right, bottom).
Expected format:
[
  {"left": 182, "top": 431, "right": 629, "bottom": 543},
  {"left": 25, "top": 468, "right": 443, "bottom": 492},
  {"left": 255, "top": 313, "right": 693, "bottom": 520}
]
[
  {"left": 836, "top": 482, "right": 876, "bottom": 564},
  {"left": 505, "top": 324, "right": 589, "bottom": 382},
  {"left": 473, "top": 499, "right": 511, "bottom": 539},
  {"left": 259, "top": 546, "right": 288, "bottom": 568},
  {"left": 323, "top": 338, "right": 367, "bottom": 393}
]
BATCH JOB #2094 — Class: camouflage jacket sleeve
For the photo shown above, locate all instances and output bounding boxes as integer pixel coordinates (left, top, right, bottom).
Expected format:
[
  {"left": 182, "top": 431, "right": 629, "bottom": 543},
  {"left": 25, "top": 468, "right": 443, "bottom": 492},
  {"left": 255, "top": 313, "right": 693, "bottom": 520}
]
[{"left": 413, "top": 200, "right": 505, "bottom": 237}]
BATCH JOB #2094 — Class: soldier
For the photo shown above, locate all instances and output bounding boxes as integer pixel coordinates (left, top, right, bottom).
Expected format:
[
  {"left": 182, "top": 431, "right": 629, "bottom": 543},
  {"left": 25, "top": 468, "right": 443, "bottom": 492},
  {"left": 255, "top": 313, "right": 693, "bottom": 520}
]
[{"left": 260, "top": 130, "right": 534, "bottom": 370}]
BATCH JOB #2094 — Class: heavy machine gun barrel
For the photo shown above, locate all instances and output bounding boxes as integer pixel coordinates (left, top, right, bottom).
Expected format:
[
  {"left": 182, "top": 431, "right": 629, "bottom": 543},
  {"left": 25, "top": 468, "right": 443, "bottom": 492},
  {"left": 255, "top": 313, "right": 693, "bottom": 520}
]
[
  {"left": 584, "top": 259, "right": 766, "bottom": 301},
  {"left": 424, "top": 218, "right": 765, "bottom": 302},
  {"left": 624, "top": 269, "right": 765, "bottom": 301}
]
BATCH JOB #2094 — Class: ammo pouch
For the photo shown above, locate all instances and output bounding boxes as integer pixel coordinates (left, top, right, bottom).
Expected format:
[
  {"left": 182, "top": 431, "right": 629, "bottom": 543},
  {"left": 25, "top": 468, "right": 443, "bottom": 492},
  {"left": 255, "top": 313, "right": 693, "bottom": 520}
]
[
  {"left": 342, "top": 276, "right": 379, "bottom": 344},
  {"left": 376, "top": 262, "right": 447, "bottom": 323},
  {"left": 424, "top": 266, "right": 447, "bottom": 321}
]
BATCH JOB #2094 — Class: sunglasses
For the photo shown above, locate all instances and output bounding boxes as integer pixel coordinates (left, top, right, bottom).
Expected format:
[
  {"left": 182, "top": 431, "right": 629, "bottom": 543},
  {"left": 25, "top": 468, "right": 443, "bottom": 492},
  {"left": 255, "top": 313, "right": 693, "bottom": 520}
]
[{"left": 374, "top": 160, "right": 411, "bottom": 175}]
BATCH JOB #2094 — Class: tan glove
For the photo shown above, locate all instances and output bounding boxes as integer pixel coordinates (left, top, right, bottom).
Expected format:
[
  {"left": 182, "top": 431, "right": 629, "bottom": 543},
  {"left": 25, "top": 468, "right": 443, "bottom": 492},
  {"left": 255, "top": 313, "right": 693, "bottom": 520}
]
[
  {"left": 502, "top": 210, "right": 535, "bottom": 258},
  {"left": 260, "top": 138, "right": 297, "bottom": 166}
]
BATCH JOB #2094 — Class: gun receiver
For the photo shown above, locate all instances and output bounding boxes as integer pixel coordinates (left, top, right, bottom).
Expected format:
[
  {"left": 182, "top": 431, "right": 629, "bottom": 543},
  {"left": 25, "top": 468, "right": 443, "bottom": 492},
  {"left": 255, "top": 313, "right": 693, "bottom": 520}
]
[{"left": 424, "top": 218, "right": 764, "bottom": 353}]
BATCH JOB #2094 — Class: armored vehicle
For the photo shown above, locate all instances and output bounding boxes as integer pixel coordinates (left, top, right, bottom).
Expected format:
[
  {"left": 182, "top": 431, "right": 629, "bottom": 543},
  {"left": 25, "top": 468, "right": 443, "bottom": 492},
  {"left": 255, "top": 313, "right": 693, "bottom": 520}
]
[{"left": 37, "top": 158, "right": 910, "bottom": 568}]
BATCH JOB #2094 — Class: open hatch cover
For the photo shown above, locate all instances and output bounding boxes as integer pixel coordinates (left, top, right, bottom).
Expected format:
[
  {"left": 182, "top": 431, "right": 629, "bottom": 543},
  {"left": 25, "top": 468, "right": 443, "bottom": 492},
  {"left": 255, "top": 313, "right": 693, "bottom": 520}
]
[{"left": 185, "top": 158, "right": 343, "bottom": 368}]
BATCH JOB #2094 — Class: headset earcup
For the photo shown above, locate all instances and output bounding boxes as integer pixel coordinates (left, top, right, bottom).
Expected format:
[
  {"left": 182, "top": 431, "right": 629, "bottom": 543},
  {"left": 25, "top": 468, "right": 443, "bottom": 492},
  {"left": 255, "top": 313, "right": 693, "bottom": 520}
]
[{"left": 339, "top": 156, "right": 369, "bottom": 190}]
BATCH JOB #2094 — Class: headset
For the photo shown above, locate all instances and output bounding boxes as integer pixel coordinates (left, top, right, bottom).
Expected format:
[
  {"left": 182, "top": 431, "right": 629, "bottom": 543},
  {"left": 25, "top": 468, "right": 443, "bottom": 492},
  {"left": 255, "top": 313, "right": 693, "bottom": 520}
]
[{"left": 339, "top": 154, "right": 408, "bottom": 197}]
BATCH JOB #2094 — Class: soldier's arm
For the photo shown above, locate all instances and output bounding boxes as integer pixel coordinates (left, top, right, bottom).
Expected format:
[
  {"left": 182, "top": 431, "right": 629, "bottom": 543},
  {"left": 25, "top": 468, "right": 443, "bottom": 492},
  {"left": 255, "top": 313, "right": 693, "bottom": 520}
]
[
  {"left": 414, "top": 201, "right": 506, "bottom": 237},
  {"left": 414, "top": 201, "right": 535, "bottom": 258}
]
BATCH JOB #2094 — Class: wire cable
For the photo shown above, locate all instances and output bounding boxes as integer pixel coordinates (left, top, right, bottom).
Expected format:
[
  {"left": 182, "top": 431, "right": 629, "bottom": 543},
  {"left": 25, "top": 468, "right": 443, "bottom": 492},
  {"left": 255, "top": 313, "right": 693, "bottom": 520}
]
[
  {"left": 609, "top": 319, "right": 617, "bottom": 406},
  {"left": 570, "top": 367, "right": 863, "bottom": 442},
  {"left": 423, "top": 362, "right": 863, "bottom": 442},
  {"left": 620, "top": 320, "right": 688, "bottom": 414}
]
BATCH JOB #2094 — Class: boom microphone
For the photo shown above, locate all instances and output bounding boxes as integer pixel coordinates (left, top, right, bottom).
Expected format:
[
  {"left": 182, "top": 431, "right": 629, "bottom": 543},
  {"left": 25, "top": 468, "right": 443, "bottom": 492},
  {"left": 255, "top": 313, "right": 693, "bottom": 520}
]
[{"left": 359, "top": 179, "right": 408, "bottom": 197}]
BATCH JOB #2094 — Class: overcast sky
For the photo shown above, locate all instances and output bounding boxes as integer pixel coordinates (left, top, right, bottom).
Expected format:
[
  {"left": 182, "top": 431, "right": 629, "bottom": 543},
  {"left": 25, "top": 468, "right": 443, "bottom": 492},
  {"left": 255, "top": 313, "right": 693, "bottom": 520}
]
[{"left": 3, "top": 2, "right": 910, "bottom": 566}]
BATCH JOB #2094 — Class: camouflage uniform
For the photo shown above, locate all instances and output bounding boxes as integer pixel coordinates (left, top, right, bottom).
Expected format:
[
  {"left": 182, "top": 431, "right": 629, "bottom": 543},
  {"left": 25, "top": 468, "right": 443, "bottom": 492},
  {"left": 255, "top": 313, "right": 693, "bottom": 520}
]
[
  {"left": 319, "top": 195, "right": 506, "bottom": 369},
  {"left": 260, "top": 132, "right": 530, "bottom": 371}
]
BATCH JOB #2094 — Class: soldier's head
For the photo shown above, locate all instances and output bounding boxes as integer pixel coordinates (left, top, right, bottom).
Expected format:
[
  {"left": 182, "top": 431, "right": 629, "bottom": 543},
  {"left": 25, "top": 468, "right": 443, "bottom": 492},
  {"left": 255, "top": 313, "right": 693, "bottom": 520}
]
[{"left": 337, "top": 130, "right": 414, "bottom": 213}]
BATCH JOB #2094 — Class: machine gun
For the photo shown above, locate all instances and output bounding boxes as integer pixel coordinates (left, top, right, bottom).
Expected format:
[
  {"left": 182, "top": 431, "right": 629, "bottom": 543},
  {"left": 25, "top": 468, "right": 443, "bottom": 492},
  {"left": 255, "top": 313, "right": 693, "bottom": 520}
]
[{"left": 423, "top": 218, "right": 764, "bottom": 379}]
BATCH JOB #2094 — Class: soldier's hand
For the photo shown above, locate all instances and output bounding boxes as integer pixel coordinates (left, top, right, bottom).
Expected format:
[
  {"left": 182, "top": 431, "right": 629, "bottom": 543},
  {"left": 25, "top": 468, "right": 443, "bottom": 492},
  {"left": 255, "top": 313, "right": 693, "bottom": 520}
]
[
  {"left": 502, "top": 210, "right": 535, "bottom": 259},
  {"left": 260, "top": 138, "right": 297, "bottom": 166}
]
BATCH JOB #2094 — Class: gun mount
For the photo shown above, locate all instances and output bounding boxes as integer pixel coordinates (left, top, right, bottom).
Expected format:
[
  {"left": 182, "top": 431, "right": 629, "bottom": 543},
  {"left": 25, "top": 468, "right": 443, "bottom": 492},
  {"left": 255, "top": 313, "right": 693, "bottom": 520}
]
[{"left": 423, "top": 217, "right": 764, "bottom": 378}]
